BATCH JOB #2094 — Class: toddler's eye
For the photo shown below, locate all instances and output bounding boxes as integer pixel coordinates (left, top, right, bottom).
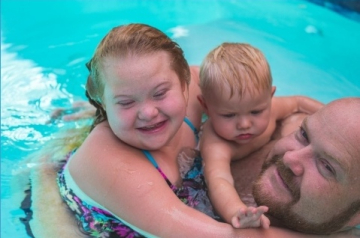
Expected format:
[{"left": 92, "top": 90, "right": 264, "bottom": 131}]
[{"left": 251, "top": 110, "right": 263, "bottom": 115}]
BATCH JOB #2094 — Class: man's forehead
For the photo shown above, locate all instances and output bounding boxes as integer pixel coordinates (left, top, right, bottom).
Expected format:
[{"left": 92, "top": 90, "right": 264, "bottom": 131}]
[
  {"left": 313, "top": 102, "right": 360, "bottom": 180},
  {"left": 305, "top": 112, "right": 354, "bottom": 179}
]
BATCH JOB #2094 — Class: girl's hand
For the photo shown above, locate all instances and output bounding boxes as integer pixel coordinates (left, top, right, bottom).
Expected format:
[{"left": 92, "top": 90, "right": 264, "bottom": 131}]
[{"left": 47, "top": 101, "right": 96, "bottom": 123}]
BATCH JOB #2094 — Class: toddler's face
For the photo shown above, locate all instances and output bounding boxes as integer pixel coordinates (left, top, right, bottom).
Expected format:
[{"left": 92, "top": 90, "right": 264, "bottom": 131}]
[
  {"left": 101, "top": 51, "right": 187, "bottom": 150},
  {"left": 205, "top": 87, "right": 272, "bottom": 144}
]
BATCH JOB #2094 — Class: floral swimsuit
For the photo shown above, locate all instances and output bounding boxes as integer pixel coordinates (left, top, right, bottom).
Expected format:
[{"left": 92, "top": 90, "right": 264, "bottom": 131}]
[{"left": 57, "top": 119, "right": 219, "bottom": 238}]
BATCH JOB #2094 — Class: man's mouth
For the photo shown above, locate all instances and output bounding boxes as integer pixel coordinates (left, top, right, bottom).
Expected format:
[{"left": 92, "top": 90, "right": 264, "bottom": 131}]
[
  {"left": 275, "top": 161, "right": 301, "bottom": 202},
  {"left": 276, "top": 168, "right": 291, "bottom": 192}
]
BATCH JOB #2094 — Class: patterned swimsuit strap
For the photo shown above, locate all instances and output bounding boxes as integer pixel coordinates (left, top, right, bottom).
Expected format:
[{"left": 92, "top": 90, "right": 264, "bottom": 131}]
[
  {"left": 141, "top": 117, "right": 198, "bottom": 188},
  {"left": 183, "top": 117, "right": 199, "bottom": 143},
  {"left": 142, "top": 117, "right": 198, "bottom": 168},
  {"left": 142, "top": 150, "right": 159, "bottom": 168},
  {"left": 141, "top": 149, "right": 175, "bottom": 189}
]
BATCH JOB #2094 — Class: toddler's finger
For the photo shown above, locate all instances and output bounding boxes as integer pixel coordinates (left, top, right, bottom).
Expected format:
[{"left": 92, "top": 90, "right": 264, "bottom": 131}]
[{"left": 260, "top": 215, "right": 270, "bottom": 229}]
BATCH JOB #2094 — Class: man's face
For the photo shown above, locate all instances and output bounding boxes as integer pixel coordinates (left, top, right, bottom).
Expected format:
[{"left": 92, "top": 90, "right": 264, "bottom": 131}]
[{"left": 253, "top": 99, "right": 360, "bottom": 234}]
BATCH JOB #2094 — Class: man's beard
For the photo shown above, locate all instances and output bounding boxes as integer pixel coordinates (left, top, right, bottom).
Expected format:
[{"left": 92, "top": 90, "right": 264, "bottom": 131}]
[{"left": 253, "top": 155, "right": 360, "bottom": 235}]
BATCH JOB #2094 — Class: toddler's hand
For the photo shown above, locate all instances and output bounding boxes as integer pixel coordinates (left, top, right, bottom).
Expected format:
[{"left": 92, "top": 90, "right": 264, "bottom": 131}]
[{"left": 231, "top": 206, "right": 270, "bottom": 229}]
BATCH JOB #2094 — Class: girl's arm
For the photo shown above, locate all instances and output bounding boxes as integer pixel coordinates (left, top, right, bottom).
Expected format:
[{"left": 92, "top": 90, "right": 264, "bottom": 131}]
[
  {"left": 70, "top": 123, "right": 239, "bottom": 237},
  {"left": 47, "top": 101, "right": 96, "bottom": 123}
]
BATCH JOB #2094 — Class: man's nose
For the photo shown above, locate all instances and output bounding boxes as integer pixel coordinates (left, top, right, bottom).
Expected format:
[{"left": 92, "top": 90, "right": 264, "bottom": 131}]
[{"left": 282, "top": 147, "right": 312, "bottom": 177}]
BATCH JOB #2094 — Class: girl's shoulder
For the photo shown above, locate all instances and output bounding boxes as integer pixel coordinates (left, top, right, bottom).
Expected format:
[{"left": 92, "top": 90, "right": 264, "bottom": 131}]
[
  {"left": 67, "top": 122, "right": 155, "bottom": 198},
  {"left": 72, "top": 121, "right": 142, "bottom": 166},
  {"left": 86, "top": 121, "right": 128, "bottom": 148}
]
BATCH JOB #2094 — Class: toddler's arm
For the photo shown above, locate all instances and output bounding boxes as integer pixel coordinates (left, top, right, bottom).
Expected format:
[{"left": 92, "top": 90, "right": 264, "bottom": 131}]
[
  {"left": 200, "top": 125, "right": 270, "bottom": 229},
  {"left": 273, "top": 96, "right": 323, "bottom": 120},
  {"left": 293, "top": 96, "right": 324, "bottom": 114}
]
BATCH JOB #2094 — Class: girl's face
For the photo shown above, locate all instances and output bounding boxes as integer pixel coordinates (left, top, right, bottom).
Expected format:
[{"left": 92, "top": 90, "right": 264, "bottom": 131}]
[{"left": 101, "top": 52, "right": 187, "bottom": 150}]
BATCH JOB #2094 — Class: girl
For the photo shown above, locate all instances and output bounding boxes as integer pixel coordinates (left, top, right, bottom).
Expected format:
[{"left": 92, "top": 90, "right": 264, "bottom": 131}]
[{"left": 56, "top": 23, "right": 233, "bottom": 237}]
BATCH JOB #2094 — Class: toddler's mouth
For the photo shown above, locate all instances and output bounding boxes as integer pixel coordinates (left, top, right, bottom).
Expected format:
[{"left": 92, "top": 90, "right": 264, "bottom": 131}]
[{"left": 236, "top": 133, "right": 252, "bottom": 140}]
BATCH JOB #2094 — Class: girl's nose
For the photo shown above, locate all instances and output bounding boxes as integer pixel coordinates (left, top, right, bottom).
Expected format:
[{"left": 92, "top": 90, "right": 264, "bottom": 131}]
[{"left": 138, "top": 103, "right": 159, "bottom": 121}]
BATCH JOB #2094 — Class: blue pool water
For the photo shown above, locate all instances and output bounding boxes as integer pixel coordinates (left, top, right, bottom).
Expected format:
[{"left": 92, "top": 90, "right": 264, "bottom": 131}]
[{"left": 1, "top": 0, "right": 360, "bottom": 237}]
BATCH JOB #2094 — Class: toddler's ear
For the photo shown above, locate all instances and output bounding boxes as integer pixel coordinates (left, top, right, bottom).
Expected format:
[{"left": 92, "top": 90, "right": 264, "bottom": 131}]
[{"left": 197, "top": 95, "right": 208, "bottom": 112}]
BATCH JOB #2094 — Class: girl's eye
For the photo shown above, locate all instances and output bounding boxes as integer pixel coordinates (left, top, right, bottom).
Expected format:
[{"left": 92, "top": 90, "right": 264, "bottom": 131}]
[
  {"left": 118, "top": 101, "right": 134, "bottom": 107},
  {"left": 154, "top": 90, "right": 167, "bottom": 98}
]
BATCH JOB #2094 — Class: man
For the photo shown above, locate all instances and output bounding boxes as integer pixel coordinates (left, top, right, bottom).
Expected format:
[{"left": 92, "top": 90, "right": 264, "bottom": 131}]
[
  {"left": 232, "top": 97, "right": 360, "bottom": 235},
  {"left": 27, "top": 97, "right": 360, "bottom": 237}
]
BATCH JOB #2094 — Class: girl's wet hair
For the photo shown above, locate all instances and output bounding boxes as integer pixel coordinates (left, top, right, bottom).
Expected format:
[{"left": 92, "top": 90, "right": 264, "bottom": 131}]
[{"left": 85, "top": 23, "right": 190, "bottom": 130}]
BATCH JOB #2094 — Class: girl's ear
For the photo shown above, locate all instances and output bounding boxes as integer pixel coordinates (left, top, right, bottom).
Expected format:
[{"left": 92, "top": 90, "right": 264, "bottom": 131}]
[
  {"left": 183, "top": 85, "right": 190, "bottom": 105},
  {"left": 271, "top": 86, "right": 276, "bottom": 97},
  {"left": 197, "top": 95, "right": 208, "bottom": 113}
]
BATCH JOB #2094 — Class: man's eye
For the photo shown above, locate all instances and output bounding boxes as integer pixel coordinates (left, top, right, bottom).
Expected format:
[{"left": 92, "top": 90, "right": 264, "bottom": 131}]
[
  {"left": 319, "top": 159, "right": 336, "bottom": 177},
  {"left": 300, "top": 126, "right": 309, "bottom": 141}
]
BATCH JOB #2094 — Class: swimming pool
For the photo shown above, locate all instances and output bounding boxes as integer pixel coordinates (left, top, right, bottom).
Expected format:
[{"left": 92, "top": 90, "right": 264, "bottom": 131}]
[{"left": 1, "top": 0, "right": 360, "bottom": 237}]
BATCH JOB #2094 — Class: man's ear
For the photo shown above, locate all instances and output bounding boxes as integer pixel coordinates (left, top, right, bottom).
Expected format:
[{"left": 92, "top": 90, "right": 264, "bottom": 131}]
[
  {"left": 271, "top": 86, "right": 276, "bottom": 97},
  {"left": 197, "top": 95, "right": 208, "bottom": 114}
]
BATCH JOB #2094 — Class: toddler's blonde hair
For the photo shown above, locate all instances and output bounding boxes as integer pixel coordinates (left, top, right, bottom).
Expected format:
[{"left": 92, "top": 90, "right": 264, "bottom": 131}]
[{"left": 200, "top": 43, "right": 272, "bottom": 99}]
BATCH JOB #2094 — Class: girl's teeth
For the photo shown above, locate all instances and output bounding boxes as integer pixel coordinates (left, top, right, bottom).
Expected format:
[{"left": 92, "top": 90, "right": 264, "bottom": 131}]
[{"left": 144, "top": 122, "right": 160, "bottom": 129}]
